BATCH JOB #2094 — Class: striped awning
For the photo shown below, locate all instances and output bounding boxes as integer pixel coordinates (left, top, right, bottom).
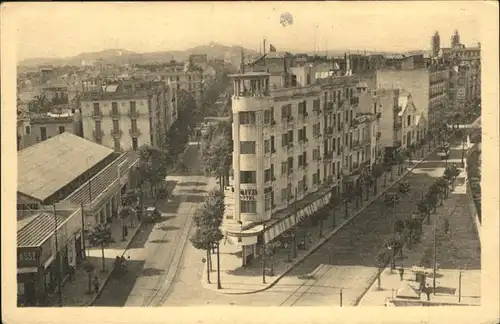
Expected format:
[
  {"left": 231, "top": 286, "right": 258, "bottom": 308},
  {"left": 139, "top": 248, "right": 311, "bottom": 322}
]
[{"left": 264, "top": 189, "right": 333, "bottom": 244}]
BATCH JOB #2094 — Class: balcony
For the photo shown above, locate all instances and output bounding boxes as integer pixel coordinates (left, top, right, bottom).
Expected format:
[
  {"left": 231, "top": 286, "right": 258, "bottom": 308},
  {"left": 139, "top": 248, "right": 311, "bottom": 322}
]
[
  {"left": 110, "top": 109, "right": 120, "bottom": 120},
  {"left": 351, "top": 140, "right": 361, "bottom": 149},
  {"left": 92, "top": 110, "right": 103, "bottom": 120},
  {"left": 313, "top": 107, "right": 322, "bottom": 116},
  {"left": 129, "top": 128, "right": 141, "bottom": 137},
  {"left": 270, "top": 119, "right": 277, "bottom": 127},
  {"left": 337, "top": 124, "right": 343, "bottom": 132},
  {"left": 128, "top": 110, "right": 139, "bottom": 119},
  {"left": 350, "top": 97, "right": 359, "bottom": 106},
  {"left": 93, "top": 129, "right": 104, "bottom": 142},
  {"left": 313, "top": 132, "right": 322, "bottom": 139},
  {"left": 393, "top": 140, "right": 402, "bottom": 148},
  {"left": 376, "top": 112, "right": 382, "bottom": 119},
  {"left": 325, "top": 127, "right": 334, "bottom": 137},
  {"left": 298, "top": 112, "right": 309, "bottom": 123},
  {"left": 325, "top": 102, "right": 335, "bottom": 113},
  {"left": 323, "top": 151, "right": 334, "bottom": 162},
  {"left": 110, "top": 128, "right": 122, "bottom": 138},
  {"left": 393, "top": 122, "right": 402, "bottom": 130},
  {"left": 315, "top": 155, "right": 322, "bottom": 163},
  {"left": 350, "top": 119, "right": 360, "bottom": 129}
]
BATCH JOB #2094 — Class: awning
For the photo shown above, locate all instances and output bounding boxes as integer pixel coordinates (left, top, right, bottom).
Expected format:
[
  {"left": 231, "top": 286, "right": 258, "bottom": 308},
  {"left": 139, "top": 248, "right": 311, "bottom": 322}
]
[
  {"left": 264, "top": 189, "right": 333, "bottom": 244},
  {"left": 17, "top": 267, "right": 38, "bottom": 274},
  {"left": 43, "top": 255, "right": 55, "bottom": 269}
]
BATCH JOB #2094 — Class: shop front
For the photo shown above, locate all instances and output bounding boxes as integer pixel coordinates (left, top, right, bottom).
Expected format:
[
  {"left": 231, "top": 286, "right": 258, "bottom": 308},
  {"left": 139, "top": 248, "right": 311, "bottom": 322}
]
[{"left": 17, "top": 247, "right": 42, "bottom": 306}]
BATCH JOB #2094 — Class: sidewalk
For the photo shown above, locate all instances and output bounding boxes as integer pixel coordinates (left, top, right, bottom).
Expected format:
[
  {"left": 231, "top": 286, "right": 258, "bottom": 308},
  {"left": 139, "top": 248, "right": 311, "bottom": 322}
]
[
  {"left": 55, "top": 214, "right": 142, "bottom": 306},
  {"left": 200, "top": 145, "right": 437, "bottom": 295},
  {"left": 358, "top": 178, "right": 481, "bottom": 306}
]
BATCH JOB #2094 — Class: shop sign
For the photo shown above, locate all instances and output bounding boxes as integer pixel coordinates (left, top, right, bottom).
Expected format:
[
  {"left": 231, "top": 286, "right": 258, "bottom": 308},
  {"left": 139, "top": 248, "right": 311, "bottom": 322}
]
[
  {"left": 240, "top": 189, "right": 257, "bottom": 201},
  {"left": 17, "top": 247, "right": 41, "bottom": 268}
]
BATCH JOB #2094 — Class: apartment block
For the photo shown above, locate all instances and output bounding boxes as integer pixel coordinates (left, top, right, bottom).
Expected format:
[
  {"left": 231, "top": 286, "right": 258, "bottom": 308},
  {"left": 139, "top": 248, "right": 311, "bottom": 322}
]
[
  {"left": 225, "top": 69, "right": 377, "bottom": 260},
  {"left": 80, "top": 81, "right": 177, "bottom": 151}
]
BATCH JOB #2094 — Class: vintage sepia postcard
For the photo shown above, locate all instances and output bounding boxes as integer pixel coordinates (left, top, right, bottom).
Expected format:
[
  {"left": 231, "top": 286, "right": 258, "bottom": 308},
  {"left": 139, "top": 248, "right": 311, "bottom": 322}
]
[{"left": 1, "top": 1, "right": 498, "bottom": 324}]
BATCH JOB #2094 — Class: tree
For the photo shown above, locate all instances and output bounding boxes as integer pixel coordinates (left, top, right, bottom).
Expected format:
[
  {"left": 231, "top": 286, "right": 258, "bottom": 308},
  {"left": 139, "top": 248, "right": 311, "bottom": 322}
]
[
  {"left": 371, "top": 163, "right": 384, "bottom": 194},
  {"left": 417, "top": 199, "right": 431, "bottom": 225},
  {"left": 328, "top": 192, "right": 341, "bottom": 228},
  {"left": 190, "top": 189, "right": 225, "bottom": 288},
  {"left": 200, "top": 131, "right": 232, "bottom": 192},
  {"left": 375, "top": 248, "right": 391, "bottom": 290},
  {"left": 341, "top": 184, "right": 354, "bottom": 219},
  {"left": 264, "top": 241, "right": 281, "bottom": 276},
  {"left": 394, "top": 151, "right": 405, "bottom": 175},
  {"left": 83, "top": 260, "right": 95, "bottom": 294},
  {"left": 363, "top": 174, "right": 374, "bottom": 201},
  {"left": 404, "top": 148, "right": 413, "bottom": 168},
  {"left": 118, "top": 205, "right": 133, "bottom": 241},
  {"left": 384, "top": 237, "right": 401, "bottom": 269}
]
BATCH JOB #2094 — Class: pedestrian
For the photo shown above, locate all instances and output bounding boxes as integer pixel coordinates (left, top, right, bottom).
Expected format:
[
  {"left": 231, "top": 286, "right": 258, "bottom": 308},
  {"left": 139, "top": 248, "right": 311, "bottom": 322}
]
[
  {"left": 398, "top": 266, "right": 404, "bottom": 281},
  {"left": 444, "top": 218, "right": 450, "bottom": 234},
  {"left": 425, "top": 284, "right": 431, "bottom": 301},
  {"left": 93, "top": 276, "right": 99, "bottom": 294}
]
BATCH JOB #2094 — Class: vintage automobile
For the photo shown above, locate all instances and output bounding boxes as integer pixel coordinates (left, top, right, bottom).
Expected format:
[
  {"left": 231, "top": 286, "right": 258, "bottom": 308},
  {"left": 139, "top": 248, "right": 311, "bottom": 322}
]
[{"left": 143, "top": 206, "right": 161, "bottom": 223}]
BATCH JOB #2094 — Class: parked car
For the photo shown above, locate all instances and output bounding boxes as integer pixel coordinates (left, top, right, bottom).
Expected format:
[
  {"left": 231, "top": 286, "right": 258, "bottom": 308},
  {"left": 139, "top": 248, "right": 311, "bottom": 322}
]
[{"left": 143, "top": 207, "right": 161, "bottom": 223}]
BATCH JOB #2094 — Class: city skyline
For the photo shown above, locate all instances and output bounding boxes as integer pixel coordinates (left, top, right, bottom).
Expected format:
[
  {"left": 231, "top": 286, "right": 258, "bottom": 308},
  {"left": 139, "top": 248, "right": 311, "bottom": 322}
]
[{"left": 10, "top": 2, "right": 483, "bottom": 61}]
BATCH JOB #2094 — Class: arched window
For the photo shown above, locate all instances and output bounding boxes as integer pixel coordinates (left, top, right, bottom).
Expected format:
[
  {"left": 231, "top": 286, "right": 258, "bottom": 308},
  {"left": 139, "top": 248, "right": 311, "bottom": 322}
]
[{"left": 25, "top": 126, "right": 31, "bottom": 134}]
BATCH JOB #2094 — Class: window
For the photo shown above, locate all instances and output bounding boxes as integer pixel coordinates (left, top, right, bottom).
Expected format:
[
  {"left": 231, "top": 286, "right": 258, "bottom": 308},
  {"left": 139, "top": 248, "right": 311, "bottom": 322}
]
[
  {"left": 240, "top": 171, "right": 257, "bottom": 184},
  {"left": 287, "top": 157, "right": 294, "bottom": 172},
  {"left": 271, "top": 136, "right": 275, "bottom": 151},
  {"left": 282, "top": 133, "right": 288, "bottom": 147},
  {"left": 239, "top": 111, "right": 256, "bottom": 125},
  {"left": 240, "top": 200, "right": 257, "bottom": 213},
  {"left": 95, "top": 120, "right": 101, "bottom": 131},
  {"left": 264, "top": 110, "right": 272, "bottom": 124},
  {"left": 114, "top": 138, "right": 120, "bottom": 151},
  {"left": 337, "top": 113, "right": 341, "bottom": 129},
  {"left": 240, "top": 141, "right": 256, "bottom": 154},
  {"left": 281, "top": 188, "right": 288, "bottom": 202},
  {"left": 287, "top": 130, "right": 293, "bottom": 143},
  {"left": 112, "top": 102, "right": 118, "bottom": 114},
  {"left": 131, "top": 119, "right": 138, "bottom": 132},
  {"left": 281, "top": 161, "right": 288, "bottom": 175},
  {"left": 407, "top": 115, "right": 411, "bottom": 126},
  {"left": 130, "top": 101, "right": 137, "bottom": 114},
  {"left": 264, "top": 139, "right": 270, "bottom": 153},
  {"left": 40, "top": 127, "right": 47, "bottom": 140},
  {"left": 93, "top": 103, "right": 100, "bottom": 114},
  {"left": 58, "top": 126, "right": 65, "bottom": 134},
  {"left": 264, "top": 168, "right": 272, "bottom": 182},
  {"left": 113, "top": 120, "right": 119, "bottom": 131},
  {"left": 332, "top": 162, "right": 336, "bottom": 176},
  {"left": 25, "top": 126, "right": 30, "bottom": 134},
  {"left": 337, "top": 137, "right": 341, "bottom": 153},
  {"left": 132, "top": 137, "right": 138, "bottom": 150}
]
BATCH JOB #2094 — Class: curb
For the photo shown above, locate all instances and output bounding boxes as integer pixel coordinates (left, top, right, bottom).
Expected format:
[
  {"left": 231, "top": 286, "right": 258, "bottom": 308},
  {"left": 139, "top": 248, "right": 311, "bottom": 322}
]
[
  {"left": 87, "top": 220, "right": 145, "bottom": 306},
  {"left": 203, "top": 148, "right": 438, "bottom": 296}
]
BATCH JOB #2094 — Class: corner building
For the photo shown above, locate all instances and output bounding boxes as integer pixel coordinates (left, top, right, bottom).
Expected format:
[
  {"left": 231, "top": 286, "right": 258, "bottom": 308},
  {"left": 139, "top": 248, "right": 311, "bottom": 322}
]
[{"left": 227, "top": 71, "right": 366, "bottom": 264}]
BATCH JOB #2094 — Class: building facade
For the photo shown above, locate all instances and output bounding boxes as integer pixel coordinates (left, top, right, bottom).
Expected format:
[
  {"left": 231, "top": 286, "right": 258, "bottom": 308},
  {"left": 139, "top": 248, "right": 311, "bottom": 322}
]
[
  {"left": 80, "top": 81, "right": 177, "bottom": 151},
  {"left": 225, "top": 70, "right": 378, "bottom": 264}
]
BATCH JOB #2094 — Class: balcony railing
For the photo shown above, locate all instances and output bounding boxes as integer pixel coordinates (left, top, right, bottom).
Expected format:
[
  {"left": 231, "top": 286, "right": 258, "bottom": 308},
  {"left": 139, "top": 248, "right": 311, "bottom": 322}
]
[
  {"left": 92, "top": 110, "right": 103, "bottom": 120},
  {"left": 128, "top": 110, "right": 139, "bottom": 119},
  {"left": 315, "top": 155, "right": 322, "bottom": 162},
  {"left": 350, "top": 97, "right": 359, "bottom": 106},
  {"left": 326, "top": 127, "right": 334, "bottom": 136},
  {"left": 323, "top": 151, "right": 334, "bottom": 161},
  {"left": 129, "top": 128, "right": 141, "bottom": 137},
  {"left": 110, "top": 109, "right": 120, "bottom": 119},
  {"left": 299, "top": 112, "right": 309, "bottom": 122},
  {"left": 110, "top": 128, "right": 122, "bottom": 138},
  {"left": 93, "top": 129, "right": 104, "bottom": 141},
  {"left": 325, "top": 102, "right": 335, "bottom": 112},
  {"left": 393, "top": 140, "right": 402, "bottom": 148}
]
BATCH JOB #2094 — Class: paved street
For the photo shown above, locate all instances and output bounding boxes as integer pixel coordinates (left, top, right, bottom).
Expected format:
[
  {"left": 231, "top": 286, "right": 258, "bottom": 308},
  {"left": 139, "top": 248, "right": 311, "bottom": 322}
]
[
  {"left": 162, "top": 139, "right": 480, "bottom": 306},
  {"left": 93, "top": 143, "right": 215, "bottom": 306}
]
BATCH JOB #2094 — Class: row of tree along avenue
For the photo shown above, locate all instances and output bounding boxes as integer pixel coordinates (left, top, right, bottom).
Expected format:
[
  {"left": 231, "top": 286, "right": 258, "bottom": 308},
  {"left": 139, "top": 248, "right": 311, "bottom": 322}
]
[
  {"left": 375, "top": 163, "right": 461, "bottom": 292},
  {"left": 199, "top": 121, "right": 233, "bottom": 192},
  {"left": 190, "top": 190, "right": 225, "bottom": 289}
]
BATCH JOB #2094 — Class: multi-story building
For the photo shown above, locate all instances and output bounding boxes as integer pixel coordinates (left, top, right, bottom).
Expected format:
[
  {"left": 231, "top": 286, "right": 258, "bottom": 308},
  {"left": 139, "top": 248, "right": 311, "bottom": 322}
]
[
  {"left": 16, "top": 112, "right": 78, "bottom": 150},
  {"left": 374, "top": 88, "right": 426, "bottom": 154},
  {"left": 374, "top": 66, "right": 444, "bottom": 132},
  {"left": 224, "top": 67, "right": 373, "bottom": 264},
  {"left": 80, "top": 80, "right": 177, "bottom": 151}
]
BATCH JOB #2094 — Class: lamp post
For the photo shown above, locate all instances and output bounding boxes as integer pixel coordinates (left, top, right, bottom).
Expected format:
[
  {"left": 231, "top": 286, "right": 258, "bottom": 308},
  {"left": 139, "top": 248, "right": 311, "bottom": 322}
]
[
  {"left": 80, "top": 202, "right": 86, "bottom": 259},
  {"left": 433, "top": 208, "right": 437, "bottom": 294},
  {"left": 53, "top": 203, "right": 63, "bottom": 307},
  {"left": 262, "top": 222, "right": 266, "bottom": 284}
]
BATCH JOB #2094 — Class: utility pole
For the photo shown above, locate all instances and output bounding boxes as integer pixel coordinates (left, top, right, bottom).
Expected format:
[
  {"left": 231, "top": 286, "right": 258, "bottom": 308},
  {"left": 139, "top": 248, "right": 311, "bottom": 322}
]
[
  {"left": 80, "top": 202, "right": 86, "bottom": 259},
  {"left": 262, "top": 222, "right": 266, "bottom": 284},
  {"left": 340, "top": 288, "right": 343, "bottom": 307},
  {"left": 53, "top": 203, "right": 63, "bottom": 307},
  {"left": 458, "top": 269, "right": 462, "bottom": 302},
  {"left": 216, "top": 242, "right": 222, "bottom": 289},
  {"left": 433, "top": 209, "right": 437, "bottom": 294}
]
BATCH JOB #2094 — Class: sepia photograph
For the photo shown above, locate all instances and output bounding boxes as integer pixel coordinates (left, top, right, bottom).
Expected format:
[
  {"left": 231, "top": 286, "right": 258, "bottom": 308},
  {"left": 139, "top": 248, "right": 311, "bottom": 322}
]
[{"left": 1, "top": 1, "right": 498, "bottom": 323}]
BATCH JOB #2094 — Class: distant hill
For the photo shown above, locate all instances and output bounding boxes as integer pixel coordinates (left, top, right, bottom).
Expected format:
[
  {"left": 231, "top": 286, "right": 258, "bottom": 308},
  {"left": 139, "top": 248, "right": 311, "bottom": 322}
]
[{"left": 18, "top": 42, "right": 259, "bottom": 68}]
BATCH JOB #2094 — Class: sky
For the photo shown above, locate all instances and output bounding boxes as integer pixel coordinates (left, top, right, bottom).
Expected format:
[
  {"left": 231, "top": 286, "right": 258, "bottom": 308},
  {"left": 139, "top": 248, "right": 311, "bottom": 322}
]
[{"left": 6, "top": 1, "right": 487, "bottom": 61}]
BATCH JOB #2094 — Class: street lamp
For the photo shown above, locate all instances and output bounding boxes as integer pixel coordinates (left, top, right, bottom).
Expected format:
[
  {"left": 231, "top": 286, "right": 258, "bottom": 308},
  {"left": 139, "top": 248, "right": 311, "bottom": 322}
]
[{"left": 52, "top": 203, "right": 63, "bottom": 307}]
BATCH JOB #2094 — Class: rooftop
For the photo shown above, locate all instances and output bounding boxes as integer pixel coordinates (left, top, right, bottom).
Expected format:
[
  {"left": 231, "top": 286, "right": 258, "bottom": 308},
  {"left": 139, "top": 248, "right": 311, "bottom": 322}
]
[
  {"left": 17, "top": 133, "right": 114, "bottom": 202},
  {"left": 17, "top": 208, "right": 77, "bottom": 247}
]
